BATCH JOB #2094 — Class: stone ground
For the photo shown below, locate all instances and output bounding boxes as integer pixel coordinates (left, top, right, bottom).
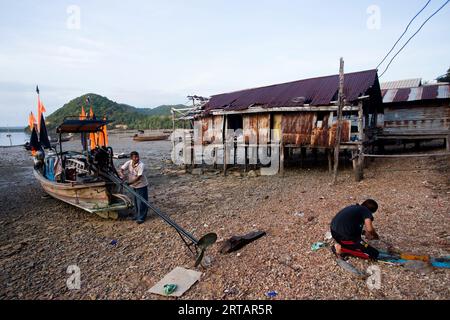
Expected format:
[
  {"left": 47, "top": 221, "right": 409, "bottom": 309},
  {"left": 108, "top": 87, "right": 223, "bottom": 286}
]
[{"left": 0, "top": 135, "right": 449, "bottom": 300}]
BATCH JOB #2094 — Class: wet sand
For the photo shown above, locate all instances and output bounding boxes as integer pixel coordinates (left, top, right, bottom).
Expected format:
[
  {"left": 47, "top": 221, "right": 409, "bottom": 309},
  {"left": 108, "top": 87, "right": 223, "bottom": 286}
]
[{"left": 0, "top": 134, "right": 449, "bottom": 300}]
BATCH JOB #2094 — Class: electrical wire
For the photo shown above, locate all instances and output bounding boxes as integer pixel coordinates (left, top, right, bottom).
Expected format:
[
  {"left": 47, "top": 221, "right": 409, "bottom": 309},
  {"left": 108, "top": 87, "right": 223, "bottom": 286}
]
[
  {"left": 376, "top": 0, "right": 432, "bottom": 70},
  {"left": 379, "top": 0, "right": 450, "bottom": 78}
]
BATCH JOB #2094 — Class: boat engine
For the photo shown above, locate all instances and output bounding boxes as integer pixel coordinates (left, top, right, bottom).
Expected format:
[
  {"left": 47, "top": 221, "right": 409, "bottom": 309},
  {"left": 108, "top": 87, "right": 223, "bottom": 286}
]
[
  {"left": 33, "top": 150, "right": 45, "bottom": 170},
  {"left": 89, "top": 146, "right": 119, "bottom": 177}
]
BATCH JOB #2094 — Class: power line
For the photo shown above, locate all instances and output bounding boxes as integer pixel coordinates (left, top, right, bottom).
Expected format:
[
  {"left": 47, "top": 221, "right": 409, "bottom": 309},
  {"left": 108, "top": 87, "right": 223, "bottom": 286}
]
[
  {"left": 379, "top": 0, "right": 450, "bottom": 78},
  {"left": 376, "top": 0, "right": 431, "bottom": 70}
]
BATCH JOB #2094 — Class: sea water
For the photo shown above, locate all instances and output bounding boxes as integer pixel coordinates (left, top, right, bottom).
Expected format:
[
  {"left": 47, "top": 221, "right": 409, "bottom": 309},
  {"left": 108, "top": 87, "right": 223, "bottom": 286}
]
[{"left": 0, "top": 132, "right": 29, "bottom": 146}]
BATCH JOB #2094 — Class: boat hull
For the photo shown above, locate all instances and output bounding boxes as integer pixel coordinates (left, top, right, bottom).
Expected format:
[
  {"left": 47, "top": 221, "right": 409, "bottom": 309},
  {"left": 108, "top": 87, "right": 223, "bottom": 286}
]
[
  {"left": 133, "top": 134, "right": 170, "bottom": 142},
  {"left": 33, "top": 169, "right": 131, "bottom": 219}
]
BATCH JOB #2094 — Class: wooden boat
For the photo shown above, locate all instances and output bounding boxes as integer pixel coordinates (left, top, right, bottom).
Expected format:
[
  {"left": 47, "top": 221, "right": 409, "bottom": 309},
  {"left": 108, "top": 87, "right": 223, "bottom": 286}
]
[
  {"left": 58, "top": 133, "right": 74, "bottom": 143},
  {"left": 34, "top": 169, "right": 131, "bottom": 219},
  {"left": 33, "top": 118, "right": 133, "bottom": 219},
  {"left": 50, "top": 133, "right": 73, "bottom": 143},
  {"left": 133, "top": 134, "right": 170, "bottom": 142}
]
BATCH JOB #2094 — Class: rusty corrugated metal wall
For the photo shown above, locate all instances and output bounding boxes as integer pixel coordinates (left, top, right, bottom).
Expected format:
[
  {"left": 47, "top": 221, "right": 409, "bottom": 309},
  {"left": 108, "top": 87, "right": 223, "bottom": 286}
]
[
  {"left": 203, "top": 112, "right": 352, "bottom": 148},
  {"left": 201, "top": 115, "right": 224, "bottom": 144},
  {"left": 281, "top": 112, "right": 350, "bottom": 147},
  {"left": 243, "top": 114, "right": 270, "bottom": 144},
  {"left": 282, "top": 113, "right": 315, "bottom": 145},
  {"left": 384, "top": 103, "right": 450, "bottom": 134}
]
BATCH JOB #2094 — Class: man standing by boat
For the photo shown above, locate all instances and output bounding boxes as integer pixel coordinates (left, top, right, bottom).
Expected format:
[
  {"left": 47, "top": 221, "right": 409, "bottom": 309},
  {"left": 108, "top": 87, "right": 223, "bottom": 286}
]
[{"left": 119, "top": 151, "right": 149, "bottom": 224}]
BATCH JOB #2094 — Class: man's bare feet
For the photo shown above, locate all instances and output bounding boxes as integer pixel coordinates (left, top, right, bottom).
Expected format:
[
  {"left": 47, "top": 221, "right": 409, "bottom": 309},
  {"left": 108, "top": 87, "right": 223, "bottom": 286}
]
[{"left": 335, "top": 243, "right": 342, "bottom": 255}]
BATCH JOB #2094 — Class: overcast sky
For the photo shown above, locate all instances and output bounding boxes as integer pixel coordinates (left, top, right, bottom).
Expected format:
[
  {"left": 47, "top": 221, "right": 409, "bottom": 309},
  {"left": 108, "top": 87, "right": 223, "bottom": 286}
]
[{"left": 0, "top": 0, "right": 449, "bottom": 126}]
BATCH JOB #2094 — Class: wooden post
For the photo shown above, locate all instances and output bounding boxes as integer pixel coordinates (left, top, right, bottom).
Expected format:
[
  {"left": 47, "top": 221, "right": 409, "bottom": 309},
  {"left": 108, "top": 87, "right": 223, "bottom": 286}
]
[
  {"left": 327, "top": 148, "right": 333, "bottom": 173},
  {"left": 332, "top": 58, "right": 345, "bottom": 184},
  {"left": 300, "top": 147, "right": 306, "bottom": 167},
  {"left": 446, "top": 135, "right": 450, "bottom": 151},
  {"left": 355, "top": 102, "right": 364, "bottom": 181},
  {"left": 183, "top": 130, "right": 188, "bottom": 171},
  {"left": 223, "top": 115, "right": 228, "bottom": 176},
  {"left": 244, "top": 144, "right": 248, "bottom": 172},
  {"left": 280, "top": 139, "right": 284, "bottom": 175},
  {"left": 352, "top": 150, "right": 357, "bottom": 171},
  {"left": 171, "top": 109, "right": 176, "bottom": 162},
  {"left": 312, "top": 147, "right": 318, "bottom": 162}
]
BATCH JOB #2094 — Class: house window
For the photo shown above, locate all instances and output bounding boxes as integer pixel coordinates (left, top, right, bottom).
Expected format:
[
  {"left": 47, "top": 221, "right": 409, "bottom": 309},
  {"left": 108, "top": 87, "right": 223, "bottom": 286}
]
[{"left": 227, "top": 114, "right": 243, "bottom": 130}]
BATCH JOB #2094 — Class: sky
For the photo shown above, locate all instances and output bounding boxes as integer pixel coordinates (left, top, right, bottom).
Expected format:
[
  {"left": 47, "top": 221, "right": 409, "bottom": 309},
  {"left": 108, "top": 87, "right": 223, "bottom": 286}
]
[{"left": 0, "top": 0, "right": 449, "bottom": 126}]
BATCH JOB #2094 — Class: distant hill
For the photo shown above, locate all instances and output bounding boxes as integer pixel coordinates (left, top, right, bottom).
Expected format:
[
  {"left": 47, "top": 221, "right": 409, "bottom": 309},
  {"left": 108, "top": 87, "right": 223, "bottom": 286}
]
[
  {"left": 46, "top": 94, "right": 186, "bottom": 131},
  {"left": 0, "top": 127, "right": 26, "bottom": 132}
]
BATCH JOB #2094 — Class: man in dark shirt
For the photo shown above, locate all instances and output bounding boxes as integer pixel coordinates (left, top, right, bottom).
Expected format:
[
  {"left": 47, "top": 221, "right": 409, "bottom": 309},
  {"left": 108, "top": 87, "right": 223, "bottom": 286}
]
[{"left": 330, "top": 199, "right": 380, "bottom": 260}]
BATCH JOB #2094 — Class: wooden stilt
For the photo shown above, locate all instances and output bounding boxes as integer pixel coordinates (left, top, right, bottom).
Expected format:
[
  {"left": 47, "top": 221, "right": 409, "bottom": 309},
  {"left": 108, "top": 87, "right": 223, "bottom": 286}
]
[
  {"left": 356, "top": 100, "right": 365, "bottom": 181},
  {"left": 223, "top": 115, "right": 228, "bottom": 176},
  {"left": 356, "top": 153, "right": 364, "bottom": 181},
  {"left": 332, "top": 58, "right": 345, "bottom": 184},
  {"left": 312, "top": 148, "right": 318, "bottom": 162},
  {"left": 244, "top": 145, "right": 248, "bottom": 172},
  {"left": 352, "top": 150, "right": 357, "bottom": 171},
  {"left": 327, "top": 149, "right": 333, "bottom": 173},
  {"left": 300, "top": 147, "right": 306, "bottom": 168}
]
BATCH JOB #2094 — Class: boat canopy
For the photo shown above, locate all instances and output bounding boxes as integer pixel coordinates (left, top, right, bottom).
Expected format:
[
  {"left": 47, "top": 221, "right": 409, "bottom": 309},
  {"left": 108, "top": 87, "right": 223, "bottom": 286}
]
[{"left": 57, "top": 119, "right": 111, "bottom": 133}]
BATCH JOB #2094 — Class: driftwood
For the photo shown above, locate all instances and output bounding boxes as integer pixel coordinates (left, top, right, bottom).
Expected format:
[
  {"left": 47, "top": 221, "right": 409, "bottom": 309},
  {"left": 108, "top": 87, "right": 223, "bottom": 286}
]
[{"left": 220, "top": 231, "right": 266, "bottom": 254}]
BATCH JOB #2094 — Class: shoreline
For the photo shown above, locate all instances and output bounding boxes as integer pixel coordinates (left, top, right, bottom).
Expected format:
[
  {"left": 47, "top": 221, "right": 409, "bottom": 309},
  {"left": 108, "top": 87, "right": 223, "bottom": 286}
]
[{"left": 0, "top": 137, "right": 449, "bottom": 300}]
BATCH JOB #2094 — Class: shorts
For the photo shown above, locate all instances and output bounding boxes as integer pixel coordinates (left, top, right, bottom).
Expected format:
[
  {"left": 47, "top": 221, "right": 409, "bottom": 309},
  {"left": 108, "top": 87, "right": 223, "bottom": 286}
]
[{"left": 331, "top": 229, "right": 379, "bottom": 260}]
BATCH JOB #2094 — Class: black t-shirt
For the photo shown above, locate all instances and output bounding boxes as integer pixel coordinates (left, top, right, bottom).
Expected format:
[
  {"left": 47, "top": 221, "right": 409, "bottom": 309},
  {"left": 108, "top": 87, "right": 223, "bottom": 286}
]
[{"left": 330, "top": 205, "right": 374, "bottom": 240}]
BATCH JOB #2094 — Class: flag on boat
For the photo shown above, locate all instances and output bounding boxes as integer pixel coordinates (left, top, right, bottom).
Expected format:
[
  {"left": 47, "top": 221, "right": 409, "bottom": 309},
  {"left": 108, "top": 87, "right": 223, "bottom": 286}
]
[
  {"left": 36, "top": 85, "right": 47, "bottom": 130},
  {"left": 89, "top": 105, "right": 96, "bottom": 120},
  {"left": 98, "top": 117, "right": 109, "bottom": 147},
  {"left": 80, "top": 106, "right": 86, "bottom": 120},
  {"left": 28, "top": 112, "right": 36, "bottom": 130},
  {"left": 80, "top": 106, "right": 87, "bottom": 150},
  {"left": 39, "top": 113, "right": 51, "bottom": 149},
  {"left": 29, "top": 126, "right": 41, "bottom": 156},
  {"left": 89, "top": 105, "right": 97, "bottom": 150}
]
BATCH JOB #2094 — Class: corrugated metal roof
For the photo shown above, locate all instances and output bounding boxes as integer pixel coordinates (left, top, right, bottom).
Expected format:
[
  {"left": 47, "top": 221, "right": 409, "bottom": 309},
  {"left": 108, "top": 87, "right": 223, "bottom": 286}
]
[
  {"left": 382, "top": 84, "right": 450, "bottom": 103},
  {"left": 380, "top": 78, "right": 422, "bottom": 90},
  {"left": 203, "top": 69, "right": 379, "bottom": 112}
]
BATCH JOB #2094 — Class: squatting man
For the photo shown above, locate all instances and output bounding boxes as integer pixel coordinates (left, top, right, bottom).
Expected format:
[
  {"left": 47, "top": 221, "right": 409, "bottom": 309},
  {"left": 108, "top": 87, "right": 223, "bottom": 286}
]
[{"left": 330, "top": 199, "right": 380, "bottom": 260}]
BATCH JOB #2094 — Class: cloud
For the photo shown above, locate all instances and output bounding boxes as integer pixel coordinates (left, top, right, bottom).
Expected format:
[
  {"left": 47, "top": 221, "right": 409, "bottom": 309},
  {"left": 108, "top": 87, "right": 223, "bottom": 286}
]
[{"left": 54, "top": 45, "right": 101, "bottom": 65}]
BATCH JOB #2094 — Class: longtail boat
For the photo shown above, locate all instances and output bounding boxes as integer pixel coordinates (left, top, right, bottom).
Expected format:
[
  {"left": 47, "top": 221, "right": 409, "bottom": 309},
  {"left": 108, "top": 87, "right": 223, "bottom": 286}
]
[
  {"left": 33, "top": 118, "right": 132, "bottom": 219},
  {"left": 133, "top": 134, "right": 170, "bottom": 142},
  {"left": 32, "top": 116, "right": 217, "bottom": 266}
]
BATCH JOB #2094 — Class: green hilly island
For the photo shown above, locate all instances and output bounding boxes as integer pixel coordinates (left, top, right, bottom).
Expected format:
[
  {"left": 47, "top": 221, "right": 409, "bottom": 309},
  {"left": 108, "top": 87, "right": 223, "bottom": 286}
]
[{"left": 46, "top": 94, "right": 187, "bottom": 130}]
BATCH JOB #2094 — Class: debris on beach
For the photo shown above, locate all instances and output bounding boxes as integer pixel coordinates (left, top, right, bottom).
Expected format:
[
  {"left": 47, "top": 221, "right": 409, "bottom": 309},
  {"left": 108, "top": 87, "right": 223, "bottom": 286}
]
[
  {"left": 220, "top": 231, "right": 267, "bottom": 254},
  {"left": 311, "top": 242, "right": 327, "bottom": 252},
  {"left": 148, "top": 267, "right": 202, "bottom": 297},
  {"left": 265, "top": 290, "right": 278, "bottom": 298}
]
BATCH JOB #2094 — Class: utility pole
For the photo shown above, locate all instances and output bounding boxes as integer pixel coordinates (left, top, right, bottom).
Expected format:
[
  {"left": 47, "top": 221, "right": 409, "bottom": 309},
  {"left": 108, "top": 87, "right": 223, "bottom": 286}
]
[{"left": 332, "top": 58, "right": 345, "bottom": 184}]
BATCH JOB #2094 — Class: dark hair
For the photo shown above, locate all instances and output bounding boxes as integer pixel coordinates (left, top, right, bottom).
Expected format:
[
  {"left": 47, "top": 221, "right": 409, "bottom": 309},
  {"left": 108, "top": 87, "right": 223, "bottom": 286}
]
[
  {"left": 130, "top": 151, "right": 139, "bottom": 157},
  {"left": 361, "top": 199, "right": 378, "bottom": 213}
]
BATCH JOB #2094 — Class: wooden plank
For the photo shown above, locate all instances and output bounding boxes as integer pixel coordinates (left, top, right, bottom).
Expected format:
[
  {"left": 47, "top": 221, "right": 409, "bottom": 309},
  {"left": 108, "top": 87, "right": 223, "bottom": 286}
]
[
  {"left": 362, "top": 153, "right": 450, "bottom": 158},
  {"left": 210, "top": 106, "right": 361, "bottom": 115},
  {"left": 377, "top": 134, "right": 448, "bottom": 140}
]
